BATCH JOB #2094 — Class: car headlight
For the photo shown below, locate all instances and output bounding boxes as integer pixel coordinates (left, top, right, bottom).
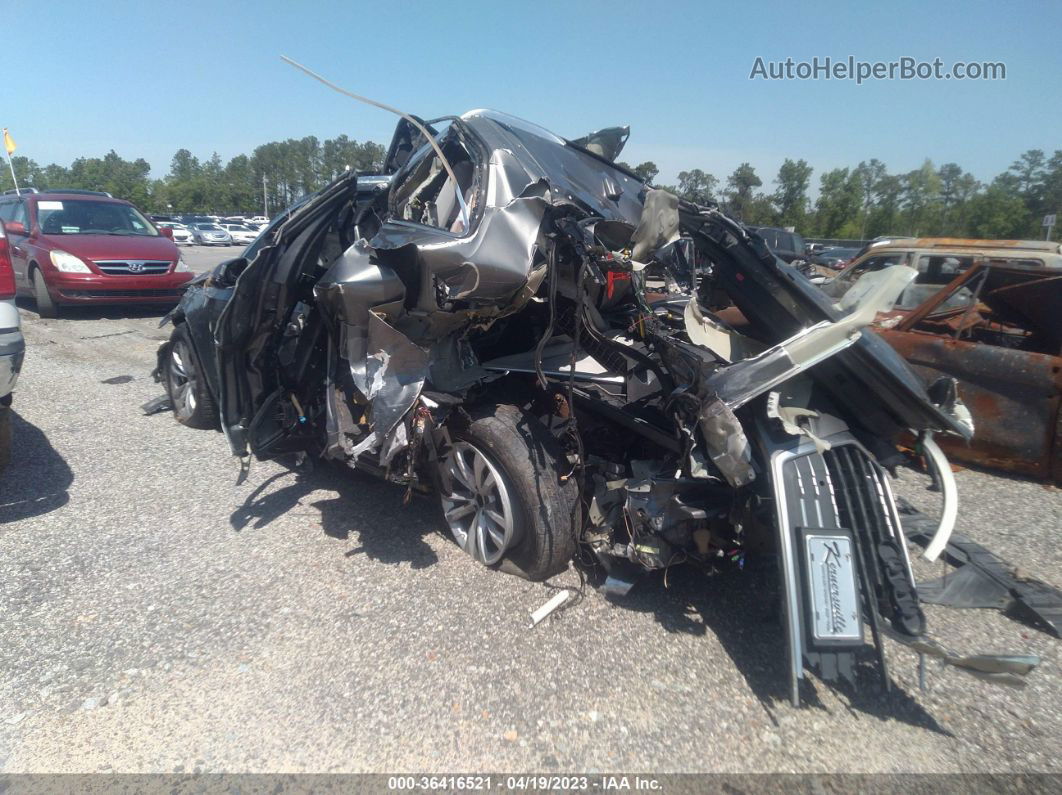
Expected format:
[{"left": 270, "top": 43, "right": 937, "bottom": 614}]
[
  {"left": 50, "top": 249, "right": 92, "bottom": 273},
  {"left": 175, "top": 255, "right": 191, "bottom": 273}
]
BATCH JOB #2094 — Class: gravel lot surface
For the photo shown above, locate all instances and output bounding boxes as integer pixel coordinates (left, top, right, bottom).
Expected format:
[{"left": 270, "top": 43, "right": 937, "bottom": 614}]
[
  {"left": 0, "top": 282, "right": 1059, "bottom": 774},
  {"left": 180, "top": 244, "right": 243, "bottom": 274}
]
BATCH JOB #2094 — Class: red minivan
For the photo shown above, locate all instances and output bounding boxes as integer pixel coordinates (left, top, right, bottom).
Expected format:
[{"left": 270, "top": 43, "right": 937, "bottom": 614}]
[{"left": 0, "top": 189, "right": 194, "bottom": 317}]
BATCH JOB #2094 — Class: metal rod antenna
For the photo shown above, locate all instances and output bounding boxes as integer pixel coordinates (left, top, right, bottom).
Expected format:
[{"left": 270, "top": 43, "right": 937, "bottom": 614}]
[
  {"left": 280, "top": 55, "right": 469, "bottom": 230},
  {"left": 5, "top": 155, "right": 19, "bottom": 196}
]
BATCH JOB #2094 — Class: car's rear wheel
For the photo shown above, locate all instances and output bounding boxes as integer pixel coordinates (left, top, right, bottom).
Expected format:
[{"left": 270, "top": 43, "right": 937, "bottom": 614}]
[
  {"left": 164, "top": 325, "right": 218, "bottom": 430},
  {"left": 439, "top": 404, "right": 578, "bottom": 581},
  {"left": 31, "top": 267, "right": 58, "bottom": 318}
]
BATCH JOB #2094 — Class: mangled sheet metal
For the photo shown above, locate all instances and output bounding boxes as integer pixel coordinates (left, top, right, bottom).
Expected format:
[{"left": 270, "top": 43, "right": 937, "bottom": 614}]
[
  {"left": 312, "top": 174, "right": 554, "bottom": 463},
  {"left": 155, "top": 94, "right": 1044, "bottom": 706},
  {"left": 368, "top": 178, "right": 552, "bottom": 311},
  {"left": 348, "top": 312, "right": 429, "bottom": 465}
]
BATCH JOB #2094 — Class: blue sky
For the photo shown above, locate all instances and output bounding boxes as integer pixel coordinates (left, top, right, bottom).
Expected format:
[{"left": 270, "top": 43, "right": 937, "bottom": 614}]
[{"left": 6, "top": 0, "right": 1061, "bottom": 189}]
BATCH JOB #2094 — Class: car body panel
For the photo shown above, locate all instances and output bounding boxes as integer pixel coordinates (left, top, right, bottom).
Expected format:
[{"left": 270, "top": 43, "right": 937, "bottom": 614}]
[
  {"left": 880, "top": 328, "right": 1061, "bottom": 482},
  {"left": 824, "top": 238, "right": 1062, "bottom": 297},
  {"left": 749, "top": 226, "right": 808, "bottom": 264},
  {"left": 218, "top": 224, "right": 258, "bottom": 245},
  {"left": 0, "top": 298, "right": 23, "bottom": 400}
]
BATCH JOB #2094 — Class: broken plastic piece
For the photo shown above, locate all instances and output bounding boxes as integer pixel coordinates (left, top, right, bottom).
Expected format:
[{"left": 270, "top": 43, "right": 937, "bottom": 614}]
[
  {"left": 882, "top": 627, "right": 1039, "bottom": 689},
  {"left": 920, "top": 435, "right": 957, "bottom": 563},
  {"left": 683, "top": 298, "right": 760, "bottom": 363},
  {"left": 141, "top": 394, "right": 172, "bottom": 416},
  {"left": 630, "top": 189, "right": 679, "bottom": 263},
  {"left": 707, "top": 266, "right": 918, "bottom": 409},
  {"left": 903, "top": 508, "right": 1062, "bottom": 638},
  {"left": 918, "top": 563, "right": 1012, "bottom": 609},
  {"left": 529, "top": 590, "right": 570, "bottom": 628}
]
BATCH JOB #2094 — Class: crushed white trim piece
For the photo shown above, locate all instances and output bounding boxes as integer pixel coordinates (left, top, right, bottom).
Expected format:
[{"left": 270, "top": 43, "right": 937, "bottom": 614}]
[
  {"left": 921, "top": 435, "right": 958, "bottom": 562},
  {"left": 529, "top": 590, "right": 570, "bottom": 628}
]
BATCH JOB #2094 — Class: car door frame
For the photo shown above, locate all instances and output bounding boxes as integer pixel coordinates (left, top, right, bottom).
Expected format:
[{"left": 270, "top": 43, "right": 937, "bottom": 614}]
[{"left": 4, "top": 199, "right": 33, "bottom": 291}]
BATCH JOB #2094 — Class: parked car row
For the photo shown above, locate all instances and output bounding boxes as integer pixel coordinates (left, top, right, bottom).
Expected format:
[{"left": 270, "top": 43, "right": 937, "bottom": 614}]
[
  {"left": 749, "top": 228, "right": 859, "bottom": 275},
  {"left": 154, "top": 221, "right": 194, "bottom": 245},
  {"left": 189, "top": 223, "right": 233, "bottom": 246},
  {"left": 0, "top": 188, "right": 276, "bottom": 320},
  {"left": 148, "top": 213, "right": 270, "bottom": 247},
  {"left": 218, "top": 222, "right": 259, "bottom": 245}
]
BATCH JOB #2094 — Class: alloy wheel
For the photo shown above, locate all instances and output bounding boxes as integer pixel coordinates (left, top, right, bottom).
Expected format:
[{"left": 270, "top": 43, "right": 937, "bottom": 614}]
[
  {"left": 440, "top": 441, "right": 516, "bottom": 565},
  {"left": 168, "top": 342, "right": 198, "bottom": 418}
]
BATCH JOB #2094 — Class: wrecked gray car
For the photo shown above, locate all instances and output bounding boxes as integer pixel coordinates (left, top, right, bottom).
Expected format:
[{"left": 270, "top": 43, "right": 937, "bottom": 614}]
[{"left": 153, "top": 109, "right": 1034, "bottom": 703}]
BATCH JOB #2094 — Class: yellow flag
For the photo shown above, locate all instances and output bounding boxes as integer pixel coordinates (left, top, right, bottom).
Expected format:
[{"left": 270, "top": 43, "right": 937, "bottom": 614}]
[{"left": 2, "top": 128, "right": 15, "bottom": 156}]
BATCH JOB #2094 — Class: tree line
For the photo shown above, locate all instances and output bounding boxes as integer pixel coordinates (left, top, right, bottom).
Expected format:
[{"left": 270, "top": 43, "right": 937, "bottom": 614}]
[
  {"left": 2, "top": 137, "right": 1059, "bottom": 240},
  {"left": 621, "top": 150, "right": 1060, "bottom": 240},
  {"left": 0, "top": 135, "right": 386, "bottom": 216}
]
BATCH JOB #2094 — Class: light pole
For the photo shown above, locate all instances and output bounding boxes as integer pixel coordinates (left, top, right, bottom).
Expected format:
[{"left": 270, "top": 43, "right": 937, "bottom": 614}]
[{"left": 263, "top": 175, "right": 268, "bottom": 218}]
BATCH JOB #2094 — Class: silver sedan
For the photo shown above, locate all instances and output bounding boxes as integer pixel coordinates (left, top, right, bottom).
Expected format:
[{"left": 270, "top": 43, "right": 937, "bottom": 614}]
[{"left": 189, "top": 223, "right": 233, "bottom": 246}]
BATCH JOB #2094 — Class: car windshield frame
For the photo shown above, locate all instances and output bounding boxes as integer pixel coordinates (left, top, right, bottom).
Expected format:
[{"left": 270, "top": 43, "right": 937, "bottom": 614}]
[
  {"left": 34, "top": 198, "right": 159, "bottom": 237},
  {"left": 386, "top": 119, "right": 485, "bottom": 239}
]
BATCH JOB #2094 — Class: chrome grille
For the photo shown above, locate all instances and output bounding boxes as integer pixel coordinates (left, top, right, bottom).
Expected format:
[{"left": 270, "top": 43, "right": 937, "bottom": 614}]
[
  {"left": 780, "top": 443, "right": 899, "bottom": 540},
  {"left": 772, "top": 436, "right": 908, "bottom": 702},
  {"left": 780, "top": 442, "right": 907, "bottom": 605},
  {"left": 93, "top": 260, "right": 172, "bottom": 275},
  {"left": 783, "top": 449, "right": 841, "bottom": 530},
  {"left": 822, "top": 445, "right": 903, "bottom": 545}
]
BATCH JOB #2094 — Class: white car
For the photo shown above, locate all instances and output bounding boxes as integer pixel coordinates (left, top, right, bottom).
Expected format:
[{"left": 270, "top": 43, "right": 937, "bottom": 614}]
[
  {"left": 219, "top": 223, "right": 259, "bottom": 246},
  {"left": 247, "top": 216, "right": 269, "bottom": 226},
  {"left": 157, "top": 222, "right": 194, "bottom": 245}
]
